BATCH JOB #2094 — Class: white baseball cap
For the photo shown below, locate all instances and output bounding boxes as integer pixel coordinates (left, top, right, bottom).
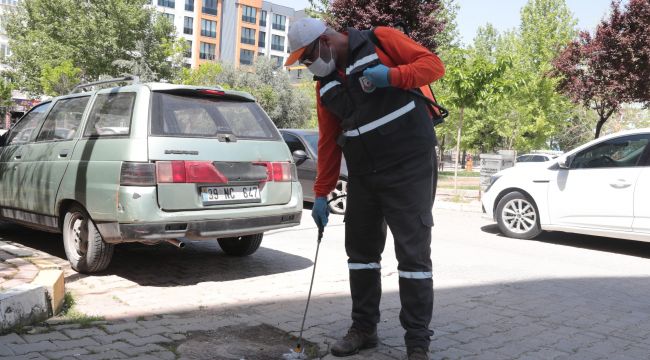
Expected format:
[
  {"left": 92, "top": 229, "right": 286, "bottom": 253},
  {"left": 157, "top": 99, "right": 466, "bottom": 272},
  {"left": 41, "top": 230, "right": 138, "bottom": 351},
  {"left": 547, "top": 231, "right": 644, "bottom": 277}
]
[{"left": 284, "top": 17, "right": 327, "bottom": 66}]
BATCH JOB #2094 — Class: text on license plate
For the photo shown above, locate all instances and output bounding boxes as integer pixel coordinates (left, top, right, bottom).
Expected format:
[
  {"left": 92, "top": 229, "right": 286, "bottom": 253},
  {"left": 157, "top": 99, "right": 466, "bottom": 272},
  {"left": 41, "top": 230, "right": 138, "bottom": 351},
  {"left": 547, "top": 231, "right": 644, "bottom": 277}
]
[{"left": 201, "top": 185, "right": 261, "bottom": 203}]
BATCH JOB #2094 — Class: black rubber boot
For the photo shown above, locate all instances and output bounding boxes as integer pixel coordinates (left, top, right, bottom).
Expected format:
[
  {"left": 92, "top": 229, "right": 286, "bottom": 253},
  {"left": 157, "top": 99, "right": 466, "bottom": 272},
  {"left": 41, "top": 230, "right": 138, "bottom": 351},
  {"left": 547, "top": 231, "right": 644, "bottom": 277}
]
[{"left": 330, "top": 327, "right": 379, "bottom": 357}]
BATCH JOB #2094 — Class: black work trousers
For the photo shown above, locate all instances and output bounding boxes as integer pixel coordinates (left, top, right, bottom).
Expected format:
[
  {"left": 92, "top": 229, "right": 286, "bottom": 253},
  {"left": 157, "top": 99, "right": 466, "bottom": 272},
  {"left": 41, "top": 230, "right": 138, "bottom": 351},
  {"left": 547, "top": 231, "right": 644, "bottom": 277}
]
[{"left": 345, "top": 149, "right": 436, "bottom": 350}]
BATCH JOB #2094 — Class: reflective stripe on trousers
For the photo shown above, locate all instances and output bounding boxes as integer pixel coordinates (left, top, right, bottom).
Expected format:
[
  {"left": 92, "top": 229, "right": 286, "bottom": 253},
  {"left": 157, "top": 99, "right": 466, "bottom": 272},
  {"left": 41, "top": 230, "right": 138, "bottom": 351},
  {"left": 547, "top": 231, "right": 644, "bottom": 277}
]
[
  {"left": 398, "top": 271, "right": 432, "bottom": 279},
  {"left": 348, "top": 262, "right": 381, "bottom": 270}
]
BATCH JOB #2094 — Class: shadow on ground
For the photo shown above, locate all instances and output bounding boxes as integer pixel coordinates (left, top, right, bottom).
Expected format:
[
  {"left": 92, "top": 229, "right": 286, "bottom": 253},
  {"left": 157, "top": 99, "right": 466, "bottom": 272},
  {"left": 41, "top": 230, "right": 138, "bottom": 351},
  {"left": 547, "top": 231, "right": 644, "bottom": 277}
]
[
  {"left": 0, "top": 222, "right": 314, "bottom": 286},
  {"left": 481, "top": 224, "right": 650, "bottom": 259}
]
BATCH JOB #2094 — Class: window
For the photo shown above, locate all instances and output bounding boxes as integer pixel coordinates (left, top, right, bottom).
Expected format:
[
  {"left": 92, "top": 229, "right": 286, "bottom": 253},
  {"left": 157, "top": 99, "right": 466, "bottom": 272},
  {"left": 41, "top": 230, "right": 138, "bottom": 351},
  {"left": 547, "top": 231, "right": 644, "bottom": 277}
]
[
  {"left": 183, "top": 16, "right": 193, "bottom": 35},
  {"left": 240, "top": 49, "right": 254, "bottom": 65},
  {"left": 36, "top": 97, "right": 90, "bottom": 142},
  {"left": 84, "top": 93, "right": 136, "bottom": 137},
  {"left": 258, "top": 31, "right": 266, "bottom": 47},
  {"left": 158, "top": 0, "right": 174, "bottom": 8},
  {"left": 201, "top": 19, "right": 217, "bottom": 38},
  {"left": 271, "top": 35, "right": 284, "bottom": 51},
  {"left": 200, "top": 42, "right": 216, "bottom": 60},
  {"left": 241, "top": 27, "right": 256, "bottom": 45},
  {"left": 271, "top": 55, "right": 283, "bottom": 68},
  {"left": 282, "top": 133, "right": 306, "bottom": 154},
  {"left": 203, "top": 0, "right": 217, "bottom": 15},
  {"left": 260, "top": 10, "right": 267, "bottom": 27},
  {"left": 6, "top": 103, "right": 51, "bottom": 145},
  {"left": 571, "top": 134, "right": 650, "bottom": 169},
  {"left": 150, "top": 93, "right": 279, "bottom": 140},
  {"left": 242, "top": 5, "right": 256, "bottom": 23},
  {"left": 185, "top": 0, "right": 194, "bottom": 11},
  {"left": 272, "top": 14, "right": 286, "bottom": 31},
  {"left": 162, "top": 13, "right": 174, "bottom": 23},
  {"left": 185, "top": 40, "right": 192, "bottom": 58}
]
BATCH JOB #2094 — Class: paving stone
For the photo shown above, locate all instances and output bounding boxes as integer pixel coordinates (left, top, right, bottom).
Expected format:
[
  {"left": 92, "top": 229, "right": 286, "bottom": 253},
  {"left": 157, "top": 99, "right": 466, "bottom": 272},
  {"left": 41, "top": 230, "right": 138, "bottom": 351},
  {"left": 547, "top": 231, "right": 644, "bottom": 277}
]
[
  {"left": 119, "top": 343, "right": 166, "bottom": 356},
  {"left": 130, "top": 325, "right": 173, "bottom": 338},
  {"left": 0, "top": 344, "right": 15, "bottom": 356},
  {"left": 124, "top": 334, "right": 173, "bottom": 347},
  {"left": 91, "top": 332, "right": 139, "bottom": 345},
  {"left": 0, "top": 333, "right": 25, "bottom": 345},
  {"left": 22, "top": 332, "right": 69, "bottom": 343},
  {"left": 7, "top": 341, "right": 58, "bottom": 355},
  {"left": 51, "top": 337, "right": 101, "bottom": 349},
  {"left": 102, "top": 323, "right": 143, "bottom": 334},
  {"left": 6, "top": 353, "right": 50, "bottom": 360},
  {"left": 62, "top": 328, "right": 106, "bottom": 339},
  {"left": 76, "top": 350, "right": 128, "bottom": 360},
  {"left": 46, "top": 347, "right": 90, "bottom": 359}
]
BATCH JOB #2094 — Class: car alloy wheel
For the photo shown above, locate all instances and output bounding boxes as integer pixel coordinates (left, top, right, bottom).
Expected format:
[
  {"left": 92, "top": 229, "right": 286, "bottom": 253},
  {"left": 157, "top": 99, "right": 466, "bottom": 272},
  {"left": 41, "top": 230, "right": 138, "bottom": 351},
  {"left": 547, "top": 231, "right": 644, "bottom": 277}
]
[
  {"left": 327, "top": 178, "right": 347, "bottom": 215},
  {"left": 495, "top": 191, "right": 542, "bottom": 240},
  {"left": 501, "top": 198, "right": 537, "bottom": 234}
]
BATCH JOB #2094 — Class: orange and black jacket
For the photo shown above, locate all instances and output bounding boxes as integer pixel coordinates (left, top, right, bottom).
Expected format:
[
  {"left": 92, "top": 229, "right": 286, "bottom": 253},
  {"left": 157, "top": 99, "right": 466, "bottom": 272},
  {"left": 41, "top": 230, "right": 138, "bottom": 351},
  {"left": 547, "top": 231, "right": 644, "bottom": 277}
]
[{"left": 314, "top": 26, "right": 445, "bottom": 197}]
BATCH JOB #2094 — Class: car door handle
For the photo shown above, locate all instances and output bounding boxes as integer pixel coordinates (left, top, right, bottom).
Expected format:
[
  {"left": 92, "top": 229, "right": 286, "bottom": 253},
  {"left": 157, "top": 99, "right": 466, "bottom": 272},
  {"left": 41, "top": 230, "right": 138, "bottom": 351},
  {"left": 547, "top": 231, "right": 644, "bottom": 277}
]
[
  {"left": 610, "top": 179, "right": 632, "bottom": 189},
  {"left": 14, "top": 153, "right": 22, "bottom": 160},
  {"left": 59, "top": 149, "right": 70, "bottom": 158}
]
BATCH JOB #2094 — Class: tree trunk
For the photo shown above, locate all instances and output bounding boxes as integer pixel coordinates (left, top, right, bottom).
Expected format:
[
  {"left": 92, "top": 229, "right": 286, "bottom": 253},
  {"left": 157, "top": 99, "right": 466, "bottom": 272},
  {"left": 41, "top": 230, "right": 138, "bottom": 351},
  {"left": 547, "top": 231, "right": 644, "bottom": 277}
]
[
  {"left": 439, "top": 136, "right": 445, "bottom": 171},
  {"left": 454, "top": 106, "right": 464, "bottom": 191},
  {"left": 595, "top": 118, "right": 606, "bottom": 139}
]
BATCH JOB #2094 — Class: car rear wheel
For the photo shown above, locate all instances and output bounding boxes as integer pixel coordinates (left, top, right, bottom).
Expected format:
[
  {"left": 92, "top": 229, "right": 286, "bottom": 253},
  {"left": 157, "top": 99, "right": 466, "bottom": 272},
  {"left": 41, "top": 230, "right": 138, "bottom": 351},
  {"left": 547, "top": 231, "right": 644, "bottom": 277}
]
[
  {"left": 218, "top": 233, "right": 263, "bottom": 256},
  {"left": 62, "top": 205, "right": 114, "bottom": 273},
  {"left": 496, "top": 191, "right": 542, "bottom": 239},
  {"left": 327, "top": 178, "right": 348, "bottom": 215}
]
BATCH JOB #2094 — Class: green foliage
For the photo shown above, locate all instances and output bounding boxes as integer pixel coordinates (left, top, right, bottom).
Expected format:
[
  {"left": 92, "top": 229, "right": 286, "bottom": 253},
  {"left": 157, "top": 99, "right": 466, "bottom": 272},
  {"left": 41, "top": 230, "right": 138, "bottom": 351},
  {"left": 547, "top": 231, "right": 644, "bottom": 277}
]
[
  {"left": 435, "top": 0, "right": 579, "bottom": 153},
  {"left": 40, "top": 60, "right": 81, "bottom": 96},
  {"left": 0, "top": 78, "right": 14, "bottom": 109},
  {"left": 4, "top": 0, "right": 182, "bottom": 94},
  {"left": 178, "top": 62, "right": 223, "bottom": 86}
]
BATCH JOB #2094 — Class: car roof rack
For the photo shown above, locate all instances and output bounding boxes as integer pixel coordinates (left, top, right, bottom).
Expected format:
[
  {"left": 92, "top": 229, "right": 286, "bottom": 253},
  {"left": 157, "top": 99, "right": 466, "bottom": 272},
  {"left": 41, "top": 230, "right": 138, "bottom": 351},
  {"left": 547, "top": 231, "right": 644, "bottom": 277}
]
[{"left": 71, "top": 75, "right": 140, "bottom": 94}]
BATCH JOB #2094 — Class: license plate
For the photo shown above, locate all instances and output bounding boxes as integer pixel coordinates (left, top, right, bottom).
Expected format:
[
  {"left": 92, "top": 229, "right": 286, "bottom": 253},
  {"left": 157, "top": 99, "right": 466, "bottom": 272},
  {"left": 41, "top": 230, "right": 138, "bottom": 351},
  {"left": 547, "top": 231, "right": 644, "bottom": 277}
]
[{"left": 201, "top": 185, "right": 261, "bottom": 204}]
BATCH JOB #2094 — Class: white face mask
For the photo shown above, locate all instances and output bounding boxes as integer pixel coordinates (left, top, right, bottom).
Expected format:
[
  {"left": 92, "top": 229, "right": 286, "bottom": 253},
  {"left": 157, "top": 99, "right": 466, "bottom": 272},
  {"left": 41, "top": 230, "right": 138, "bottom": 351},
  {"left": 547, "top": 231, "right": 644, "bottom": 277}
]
[{"left": 308, "top": 41, "right": 336, "bottom": 77}]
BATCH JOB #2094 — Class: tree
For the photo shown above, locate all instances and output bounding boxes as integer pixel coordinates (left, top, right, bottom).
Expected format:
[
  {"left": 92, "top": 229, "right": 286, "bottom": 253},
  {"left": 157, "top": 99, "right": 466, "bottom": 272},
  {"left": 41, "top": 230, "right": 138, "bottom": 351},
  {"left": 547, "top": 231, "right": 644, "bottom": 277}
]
[
  {"left": 4, "top": 0, "right": 181, "bottom": 94},
  {"left": 435, "top": 47, "right": 512, "bottom": 187},
  {"left": 553, "top": 0, "right": 650, "bottom": 138},
  {"left": 321, "top": 0, "right": 447, "bottom": 51},
  {"left": 40, "top": 60, "right": 82, "bottom": 96},
  {"left": 0, "top": 78, "right": 13, "bottom": 129}
]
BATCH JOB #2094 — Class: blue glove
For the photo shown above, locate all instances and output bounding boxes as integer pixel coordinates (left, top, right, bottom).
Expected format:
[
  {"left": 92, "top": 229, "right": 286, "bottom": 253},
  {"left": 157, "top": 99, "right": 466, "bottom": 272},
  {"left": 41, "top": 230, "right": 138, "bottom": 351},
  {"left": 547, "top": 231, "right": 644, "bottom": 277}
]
[
  {"left": 363, "top": 64, "right": 391, "bottom": 88},
  {"left": 312, "top": 196, "right": 329, "bottom": 230}
]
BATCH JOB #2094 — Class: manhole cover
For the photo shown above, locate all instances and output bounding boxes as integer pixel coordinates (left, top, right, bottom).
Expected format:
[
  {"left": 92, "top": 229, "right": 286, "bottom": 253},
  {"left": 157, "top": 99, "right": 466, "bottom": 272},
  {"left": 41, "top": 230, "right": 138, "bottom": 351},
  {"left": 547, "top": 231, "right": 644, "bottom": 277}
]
[{"left": 176, "top": 323, "right": 320, "bottom": 360}]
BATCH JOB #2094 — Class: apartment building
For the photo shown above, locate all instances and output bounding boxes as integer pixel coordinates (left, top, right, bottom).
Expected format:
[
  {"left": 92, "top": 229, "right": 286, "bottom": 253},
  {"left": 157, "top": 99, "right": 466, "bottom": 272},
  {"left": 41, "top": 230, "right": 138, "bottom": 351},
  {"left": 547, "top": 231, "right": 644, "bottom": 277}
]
[
  {"left": 0, "top": 0, "right": 19, "bottom": 72},
  {"left": 152, "top": 0, "right": 304, "bottom": 69}
]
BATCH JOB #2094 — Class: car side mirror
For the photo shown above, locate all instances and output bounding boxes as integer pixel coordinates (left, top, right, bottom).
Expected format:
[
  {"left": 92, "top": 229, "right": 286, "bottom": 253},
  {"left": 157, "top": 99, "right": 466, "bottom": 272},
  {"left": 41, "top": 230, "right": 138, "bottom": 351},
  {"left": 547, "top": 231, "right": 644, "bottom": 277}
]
[
  {"left": 292, "top": 150, "right": 309, "bottom": 165},
  {"left": 558, "top": 156, "right": 572, "bottom": 169}
]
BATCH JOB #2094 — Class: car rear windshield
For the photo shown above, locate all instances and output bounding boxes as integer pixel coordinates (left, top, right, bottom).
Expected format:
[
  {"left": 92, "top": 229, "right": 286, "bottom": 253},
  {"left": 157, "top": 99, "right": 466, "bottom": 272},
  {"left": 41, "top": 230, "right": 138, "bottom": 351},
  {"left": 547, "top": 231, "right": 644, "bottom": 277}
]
[{"left": 150, "top": 92, "right": 279, "bottom": 140}]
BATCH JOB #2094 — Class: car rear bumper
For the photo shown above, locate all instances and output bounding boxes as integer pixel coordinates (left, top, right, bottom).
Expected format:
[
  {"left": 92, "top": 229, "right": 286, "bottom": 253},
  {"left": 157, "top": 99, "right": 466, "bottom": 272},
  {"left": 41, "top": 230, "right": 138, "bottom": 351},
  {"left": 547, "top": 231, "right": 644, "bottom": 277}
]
[{"left": 97, "top": 211, "right": 302, "bottom": 243}]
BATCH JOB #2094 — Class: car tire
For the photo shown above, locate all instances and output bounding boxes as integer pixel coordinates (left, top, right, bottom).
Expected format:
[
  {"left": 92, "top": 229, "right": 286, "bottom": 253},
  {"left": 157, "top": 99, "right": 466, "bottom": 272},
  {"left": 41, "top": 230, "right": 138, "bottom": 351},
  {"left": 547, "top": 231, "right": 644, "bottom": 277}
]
[
  {"left": 327, "top": 177, "right": 348, "bottom": 215},
  {"left": 495, "top": 191, "right": 542, "bottom": 240},
  {"left": 218, "top": 233, "right": 263, "bottom": 256},
  {"left": 62, "top": 205, "right": 114, "bottom": 273}
]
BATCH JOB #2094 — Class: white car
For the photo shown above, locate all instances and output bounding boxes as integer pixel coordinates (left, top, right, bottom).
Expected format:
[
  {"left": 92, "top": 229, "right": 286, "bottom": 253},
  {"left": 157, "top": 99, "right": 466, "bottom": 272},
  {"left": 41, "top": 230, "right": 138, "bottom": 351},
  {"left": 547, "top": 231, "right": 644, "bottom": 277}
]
[
  {"left": 482, "top": 128, "right": 650, "bottom": 242},
  {"left": 516, "top": 153, "right": 556, "bottom": 164}
]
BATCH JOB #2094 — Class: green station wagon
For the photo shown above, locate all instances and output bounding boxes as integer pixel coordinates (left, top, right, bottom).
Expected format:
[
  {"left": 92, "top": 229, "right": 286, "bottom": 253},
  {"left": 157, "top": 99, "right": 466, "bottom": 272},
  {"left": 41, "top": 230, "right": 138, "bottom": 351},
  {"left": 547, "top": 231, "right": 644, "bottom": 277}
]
[{"left": 0, "top": 77, "right": 303, "bottom": 273}]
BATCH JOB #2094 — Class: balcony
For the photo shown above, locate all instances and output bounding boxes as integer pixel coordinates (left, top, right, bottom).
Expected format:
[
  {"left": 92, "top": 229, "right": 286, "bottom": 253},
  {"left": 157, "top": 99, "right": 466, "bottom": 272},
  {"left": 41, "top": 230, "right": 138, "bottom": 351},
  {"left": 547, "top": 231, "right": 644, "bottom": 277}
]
[
  {"left": 201, "top": 30, "right": 217, "bottom": 38},
  {"left": 260, "top": 20, "right": 266, "bottom": 27},
  {"left": 258, "top": 41, "right": 266, "bottom": 48},
  {"left": 183, "top": 27, "right": 193, "bottom": 35},
  {"left": 271, "top": 44, "right": 284, "bottom": 51},
  {"left": 242, "top": 15, "right": 256, "bottom": 24},
  {"left": 272, "top": 23, "right": 285, "bottom": 31},
  {"left": 200, "top": 53, "right": 216, "bottom": 61},
  {"left": 241, "top": 37, "right": 255, "bottom": 45}
]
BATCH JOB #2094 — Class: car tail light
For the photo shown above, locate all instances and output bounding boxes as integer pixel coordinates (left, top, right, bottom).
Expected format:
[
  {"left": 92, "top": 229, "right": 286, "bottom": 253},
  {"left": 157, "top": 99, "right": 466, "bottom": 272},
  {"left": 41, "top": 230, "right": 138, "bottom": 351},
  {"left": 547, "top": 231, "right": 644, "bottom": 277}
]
[
  {"left": 156, "top": 161, "right": 228, "bottom": 184},
  {"left": 255, "top": 162, "right": 296, "bottom": 182},
  {"left": 199, "top": 89, "right": 225, "bottom": 96},
  {"left": 121, "top": 162, "right": 156, "bottom": 186}
]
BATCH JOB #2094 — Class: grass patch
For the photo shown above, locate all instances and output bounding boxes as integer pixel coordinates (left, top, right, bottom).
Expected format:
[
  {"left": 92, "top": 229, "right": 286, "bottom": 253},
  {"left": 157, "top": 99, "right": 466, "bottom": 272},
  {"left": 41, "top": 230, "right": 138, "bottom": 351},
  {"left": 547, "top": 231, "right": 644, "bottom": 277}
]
[
  {"left": 439, "top": 170, "right": 480, "bottom": 177},
  {"left": 449, "top": 194, "right": 472, "bottom": 203},
  {"left": 439, "top": 185, "right": 480, "bottom": 191},
  {"left": 59, "top": 292, "right": 104, "bottom": 327}
]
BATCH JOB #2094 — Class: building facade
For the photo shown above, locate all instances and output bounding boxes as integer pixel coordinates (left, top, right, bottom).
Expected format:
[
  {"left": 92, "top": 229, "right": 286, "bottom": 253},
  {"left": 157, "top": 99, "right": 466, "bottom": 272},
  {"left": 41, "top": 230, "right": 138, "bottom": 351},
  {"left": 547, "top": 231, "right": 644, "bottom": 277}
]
[{"left": 151, "top": 0, "right": 305, "bottom": 69}]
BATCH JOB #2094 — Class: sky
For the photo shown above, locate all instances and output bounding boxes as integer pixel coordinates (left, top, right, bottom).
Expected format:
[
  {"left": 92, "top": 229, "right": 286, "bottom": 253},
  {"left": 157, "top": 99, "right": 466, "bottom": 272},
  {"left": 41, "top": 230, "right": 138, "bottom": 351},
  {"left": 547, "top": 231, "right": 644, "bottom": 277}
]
[{"left": 275, "top": 0, "right": 616, "bottom": 45}]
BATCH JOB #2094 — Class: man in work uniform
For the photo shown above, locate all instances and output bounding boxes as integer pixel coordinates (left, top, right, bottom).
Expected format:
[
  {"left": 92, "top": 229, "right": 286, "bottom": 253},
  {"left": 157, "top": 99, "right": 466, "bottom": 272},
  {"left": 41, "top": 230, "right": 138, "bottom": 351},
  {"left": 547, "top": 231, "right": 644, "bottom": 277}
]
[{"left": 285, "top": 18, "right": 445, "bottom": 360}]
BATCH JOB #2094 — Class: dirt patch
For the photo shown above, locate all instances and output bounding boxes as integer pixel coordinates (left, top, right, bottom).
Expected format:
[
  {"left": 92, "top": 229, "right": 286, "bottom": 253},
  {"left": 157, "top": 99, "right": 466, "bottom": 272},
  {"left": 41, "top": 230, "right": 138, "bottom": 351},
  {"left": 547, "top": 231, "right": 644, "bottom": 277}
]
[{"left": 175, "top": 323, "right": 321, "bottom": 360}]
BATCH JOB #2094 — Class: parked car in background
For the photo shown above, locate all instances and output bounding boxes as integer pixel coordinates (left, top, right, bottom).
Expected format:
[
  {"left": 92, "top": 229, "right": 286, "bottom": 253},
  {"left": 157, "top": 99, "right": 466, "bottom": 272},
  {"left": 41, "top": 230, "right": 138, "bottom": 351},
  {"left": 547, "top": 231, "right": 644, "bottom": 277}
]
[
  {"left": 515, "top": 153, "right": 557, "bottom": 164},
  {"left": 482, "top": 129, "right": 650, "bottom": 242},
  {"left": 0, "top": 77, "right": 303, "bottom": 273},
  {"left": 279, "top": 129, "right": 348, "bottom": 214}
]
